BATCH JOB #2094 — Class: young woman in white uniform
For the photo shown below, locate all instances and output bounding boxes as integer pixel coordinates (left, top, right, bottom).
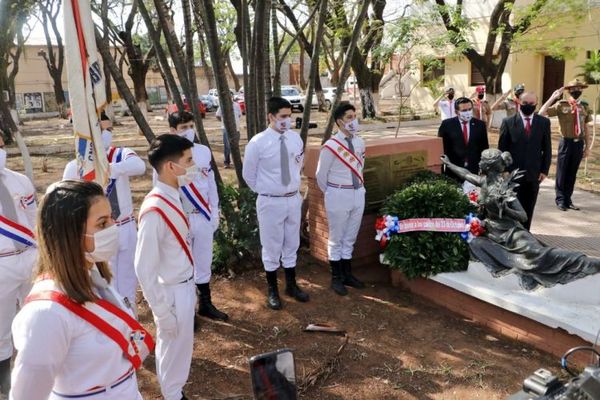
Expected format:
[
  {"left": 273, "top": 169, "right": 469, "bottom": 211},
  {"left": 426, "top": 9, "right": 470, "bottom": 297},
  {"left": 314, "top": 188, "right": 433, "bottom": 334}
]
[{"left": 10, "top": 180, "right": 152, "bottom": 400}]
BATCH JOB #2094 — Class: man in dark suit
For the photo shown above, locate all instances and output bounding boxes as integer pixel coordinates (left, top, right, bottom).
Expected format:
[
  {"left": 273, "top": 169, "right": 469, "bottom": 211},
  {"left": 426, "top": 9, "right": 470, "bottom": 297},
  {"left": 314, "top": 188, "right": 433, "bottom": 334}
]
[
  {"left": 438, "top": 97, "right": 489, "bottom": 182},
  {"left": 498, "top": 92, "right": 552, "bottom": 230}
]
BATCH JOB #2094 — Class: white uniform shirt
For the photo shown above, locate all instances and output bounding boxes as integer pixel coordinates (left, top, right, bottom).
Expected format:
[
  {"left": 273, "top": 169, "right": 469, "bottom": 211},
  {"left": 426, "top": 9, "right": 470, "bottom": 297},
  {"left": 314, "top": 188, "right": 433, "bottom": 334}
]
[
  {"left": 63, "top": 147, "right": 146, "bottom": 219},
  {"left": 134, "top": 181, "right": 194, "bottom": 321},
  {"left": 242, "top": 127, "right": 304, "bottom": 195},
  {"left": 316, "top": 131, "right": 366, "bottom": 192},
  {"left": 438, "top": 99, "right": 456, "bottom": 120},
  {"left": 10, "top": 280, "right": 138, "bottom": 399},
  {"left": 0, "top": 168, "right": 36, "bottom": 253},
  {"left": 215, "top": 101, "right": 242, "bottom": 130}
]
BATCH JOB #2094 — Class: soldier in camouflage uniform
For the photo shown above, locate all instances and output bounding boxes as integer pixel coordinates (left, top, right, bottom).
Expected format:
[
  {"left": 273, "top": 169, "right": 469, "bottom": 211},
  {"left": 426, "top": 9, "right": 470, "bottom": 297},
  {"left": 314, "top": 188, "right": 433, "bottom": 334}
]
[{"left": 540, "top": 79, "right": 593, "bottom": 211}]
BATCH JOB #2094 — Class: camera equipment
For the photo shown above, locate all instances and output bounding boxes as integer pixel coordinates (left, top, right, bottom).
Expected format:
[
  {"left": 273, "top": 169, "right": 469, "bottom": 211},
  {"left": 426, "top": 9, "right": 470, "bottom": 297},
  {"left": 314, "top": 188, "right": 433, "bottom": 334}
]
[{"left": 508, "top": 346, "right": 600, "bottom": 400}]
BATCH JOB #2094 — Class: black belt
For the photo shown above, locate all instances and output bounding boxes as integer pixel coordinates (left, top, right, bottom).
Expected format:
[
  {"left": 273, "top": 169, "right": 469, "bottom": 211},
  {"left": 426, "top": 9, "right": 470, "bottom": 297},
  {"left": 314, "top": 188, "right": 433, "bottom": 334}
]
[
  {"left": 562, "top": 137, "right": 582, "bottom": 142},
  {"left": 178, "top": 275, "right": 194, "bottom": 284},
  {"left": 259, "top": 191, "right": 298, "bottom": 198}
]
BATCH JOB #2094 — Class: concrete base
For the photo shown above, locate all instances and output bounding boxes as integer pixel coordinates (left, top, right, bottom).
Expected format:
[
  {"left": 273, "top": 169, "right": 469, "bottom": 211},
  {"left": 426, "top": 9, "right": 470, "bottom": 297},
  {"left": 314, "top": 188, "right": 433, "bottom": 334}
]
[{"left": 432, "top": 262, "right": 600, "bottom": 343}]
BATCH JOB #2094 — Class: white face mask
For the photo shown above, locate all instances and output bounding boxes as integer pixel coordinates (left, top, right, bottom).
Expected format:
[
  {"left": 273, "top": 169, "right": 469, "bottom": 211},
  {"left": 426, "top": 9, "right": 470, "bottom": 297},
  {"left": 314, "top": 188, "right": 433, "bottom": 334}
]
[
  {"left": 0, "top": 148, "right": 6, "bottom": 170},
  {"left": 344, "top": 119, "right": 360, "bottom": 135},
  {"left": 459, "top": 110, "right": 473, "bottom": 122},
  {"left": 274, "top": 117, "right": 291, "bottom": 132},
  {"left": 101, "top": 130, "right": 113, "bottom": 150},
  {"left": 179, "top": 128, "right": 196, "bottom": 142},
  {"left": 85, "top": 224, "right": 119, "bottom": 263},
  {"left": 174, "top": 163, "right": 199, "bottom": 187}
]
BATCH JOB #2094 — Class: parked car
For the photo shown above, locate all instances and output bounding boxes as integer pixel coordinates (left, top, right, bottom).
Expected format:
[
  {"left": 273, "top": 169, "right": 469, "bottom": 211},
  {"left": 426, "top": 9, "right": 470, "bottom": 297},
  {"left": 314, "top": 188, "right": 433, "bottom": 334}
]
[
  {"left": 199, "top": 95, "right": 217, "bottom": 112},
  {"left": 310, "top": 87, "right": 341, "bottom": 110},
  {"left": 281, "top": 86, "right": 304, "bottom": 112},
  {"left": 166, "top": 97, "right": 206, "bottom": 118}
]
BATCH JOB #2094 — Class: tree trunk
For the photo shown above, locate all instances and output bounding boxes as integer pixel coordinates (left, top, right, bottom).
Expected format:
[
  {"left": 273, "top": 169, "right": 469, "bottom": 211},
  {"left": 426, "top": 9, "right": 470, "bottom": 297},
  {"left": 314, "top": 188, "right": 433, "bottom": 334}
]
[
  {"left": 252, "top": 0, "right": 269, "bottom": 133},
  {"left": 271, "top": 2, "right": 281, "bottom": 97},
  {"left": 322, "top": 0, "right": 370, "bottom": 142},
  {"left": 195, "top": 0, "right": 247, "bottom": 187},
  {"left": 299, "top": 0, "right": 327, "bottom": 145},
  {"left": 198, "top": 35, "right": 215, "bottom": 89},
  {"left": 225, "top": 52, "right": 240, "bottom": 91},
  {"left": 138, "top": 0, "right": 184, "bottom": 112},
  {"left": 95, "top": 29, "right": 155, "bottom": 144}
]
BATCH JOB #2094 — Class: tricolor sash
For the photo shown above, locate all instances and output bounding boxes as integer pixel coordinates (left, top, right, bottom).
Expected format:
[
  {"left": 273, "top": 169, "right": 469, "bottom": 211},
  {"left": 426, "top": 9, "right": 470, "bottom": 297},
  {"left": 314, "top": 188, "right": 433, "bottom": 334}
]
[
  {"left": 180, "top": 182, "right": 211, "bottom": 221},
  {"left": 26, "top": 286, "right": 154, "bottom": 370},
  {"left": 323, "top": 137, "right": 364, "bottom": 184},
  {"left": 0, "top": 215, "right": 36, "bottom": 248},
  {"left": 139, "top": 193, "right": 194, "bottom": 266},
  {"left": 106, "top": 147, "right": 124, "bottom": 196}
]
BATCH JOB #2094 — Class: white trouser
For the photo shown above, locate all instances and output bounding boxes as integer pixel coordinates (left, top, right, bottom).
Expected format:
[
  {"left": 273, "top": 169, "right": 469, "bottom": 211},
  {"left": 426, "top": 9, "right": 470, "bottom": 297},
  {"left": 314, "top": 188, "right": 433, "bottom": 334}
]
[
  {"left": 0, "top": 247, "right": 37, "bottom": 360},
  {"left": 324, "top": 187, "right": 365, "bottom": 261},
  {"left": 256, "top": 193, "right": 302, "bottom": 272},
  {"left": 110, "top": 221, "right": 138, "bottom": 304},
  {"left": 189, "top": 213, "right": 214, "bottom": 284},
  {"left": 155, "top": 280, "right": 196, "bottom": 400}
]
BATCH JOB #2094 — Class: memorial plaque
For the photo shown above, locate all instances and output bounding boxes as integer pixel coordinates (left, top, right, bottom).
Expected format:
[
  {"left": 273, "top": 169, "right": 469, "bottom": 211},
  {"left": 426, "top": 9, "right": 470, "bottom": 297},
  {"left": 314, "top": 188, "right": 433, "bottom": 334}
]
[{"left": 364, "top": 150, "right": 428, "bottom": 212}]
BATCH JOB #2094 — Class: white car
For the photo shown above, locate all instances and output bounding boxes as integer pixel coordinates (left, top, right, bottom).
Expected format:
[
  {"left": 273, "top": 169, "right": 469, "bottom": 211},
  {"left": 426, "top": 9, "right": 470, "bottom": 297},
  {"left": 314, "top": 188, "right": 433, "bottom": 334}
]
[
  {"left": 310, "top": 87, "right": 341, "bottom": 110},
  {"left": 281, "top": 86, "right": 304, "bottom": 112},
  {"left": 207, "top": 88, "right": 237, "bottom": 106}
]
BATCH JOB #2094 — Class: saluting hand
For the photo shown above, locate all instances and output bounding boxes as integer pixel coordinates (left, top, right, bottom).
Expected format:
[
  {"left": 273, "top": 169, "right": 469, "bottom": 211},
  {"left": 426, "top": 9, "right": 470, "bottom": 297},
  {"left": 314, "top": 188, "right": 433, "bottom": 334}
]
[{"left": 551, "top": 87, "right": 564, "bottom": 100}]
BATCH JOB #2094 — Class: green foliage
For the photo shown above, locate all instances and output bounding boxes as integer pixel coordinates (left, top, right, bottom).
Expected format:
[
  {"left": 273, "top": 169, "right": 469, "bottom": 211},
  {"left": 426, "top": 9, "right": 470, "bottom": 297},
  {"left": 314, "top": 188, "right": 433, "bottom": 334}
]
[
  {"left": 212, "top": 184, "right": 261, "bottom": 274},
  {"left": 578, "top": 51, "right": 600, "bottom": 85},
  {"left": 380, "top": 174, "right": 474, "bottom": 279}
]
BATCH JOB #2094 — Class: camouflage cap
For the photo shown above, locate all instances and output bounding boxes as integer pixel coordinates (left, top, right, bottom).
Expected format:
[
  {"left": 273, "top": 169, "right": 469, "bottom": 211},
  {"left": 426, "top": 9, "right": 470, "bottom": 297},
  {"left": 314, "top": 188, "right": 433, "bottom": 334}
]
[{"left": 513, "top": 83, "right": 525, "bottom": 93}]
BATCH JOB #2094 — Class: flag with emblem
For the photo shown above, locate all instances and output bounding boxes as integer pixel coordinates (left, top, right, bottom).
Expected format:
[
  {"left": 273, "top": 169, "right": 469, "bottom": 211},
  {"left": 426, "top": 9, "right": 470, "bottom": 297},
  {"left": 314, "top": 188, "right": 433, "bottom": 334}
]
[{"left": 63, "top": 0, "right": 109, "bottom": 185}]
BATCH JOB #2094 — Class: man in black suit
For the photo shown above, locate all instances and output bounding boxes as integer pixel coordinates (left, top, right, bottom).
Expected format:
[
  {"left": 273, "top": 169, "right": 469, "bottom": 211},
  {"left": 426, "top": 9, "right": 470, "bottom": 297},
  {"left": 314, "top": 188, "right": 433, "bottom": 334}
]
[
  {"left": 438, "top": 97, "right": 489, "bottom": 182},
  {"left": 498, "top": 92, "right": 552, "bottom": 230}
]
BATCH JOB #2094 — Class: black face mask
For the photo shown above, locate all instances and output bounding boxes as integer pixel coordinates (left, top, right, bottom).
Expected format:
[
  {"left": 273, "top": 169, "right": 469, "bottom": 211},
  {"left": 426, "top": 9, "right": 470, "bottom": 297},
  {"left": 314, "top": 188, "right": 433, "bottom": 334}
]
[
  {"left": 570, "top": 91, "right": 582, "bottom": 100},
  {"left": 477, "top": 94, "right": 484, "bottom": 100},
  {"left": 447, "top": 94, "right": 455, "bottom": 100},
  {"left": 520, "top": 103, "right": 536, "bottom": 116}
]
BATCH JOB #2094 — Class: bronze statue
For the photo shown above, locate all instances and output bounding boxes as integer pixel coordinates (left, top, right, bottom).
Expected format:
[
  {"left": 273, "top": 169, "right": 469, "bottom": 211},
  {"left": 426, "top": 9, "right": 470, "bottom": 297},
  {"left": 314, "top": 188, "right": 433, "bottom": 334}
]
[{"left": 441, "top": 149, "right": 600, "bottom": 290}]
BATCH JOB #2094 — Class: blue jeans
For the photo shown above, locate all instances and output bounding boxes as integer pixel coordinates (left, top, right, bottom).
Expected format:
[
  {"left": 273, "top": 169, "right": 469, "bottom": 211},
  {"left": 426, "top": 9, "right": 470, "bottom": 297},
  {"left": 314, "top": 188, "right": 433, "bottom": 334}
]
[{"left": 222, "top": 128, "right": 231, "bottom": 165}]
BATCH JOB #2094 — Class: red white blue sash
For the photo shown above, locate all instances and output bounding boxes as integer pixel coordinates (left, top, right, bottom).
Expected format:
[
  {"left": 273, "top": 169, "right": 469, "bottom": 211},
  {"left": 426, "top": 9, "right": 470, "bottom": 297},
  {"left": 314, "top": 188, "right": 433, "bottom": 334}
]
[
  {"left": 0, "top": 215, "right": 36, "bottom": 248},
  {"left": 323, "top": 137, "right": 364, "bottom": 184},
  {"left": 106, "top": 147, "right": 124, "bottom": 196},
  {"left": 139, "top": 193, "right": 194, "bottom": 266},
  {"left": 180, "top": 182, "right": 211, "bottom": 221}
]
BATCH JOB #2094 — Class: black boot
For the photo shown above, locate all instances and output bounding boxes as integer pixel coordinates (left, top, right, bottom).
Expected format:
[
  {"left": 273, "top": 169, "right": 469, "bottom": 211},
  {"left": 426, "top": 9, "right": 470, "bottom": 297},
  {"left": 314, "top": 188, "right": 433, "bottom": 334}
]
[
  {"left": 0, "top": 357, "right": 10, "bottom": 396},
  {"left": 266, "top": 270, "right": 282, "bottom": 310},
  {"left": 330, "top": 260, "right": 348, "bottom": 296},
  {"left": 197, "top": 283, "right": 229, "bottom": 321},
  {"left": 284, "top": 267, "right": 310, "bottom": 302},
  {"left": 341, "top": 259, "right": 366, "bottom": 288}
]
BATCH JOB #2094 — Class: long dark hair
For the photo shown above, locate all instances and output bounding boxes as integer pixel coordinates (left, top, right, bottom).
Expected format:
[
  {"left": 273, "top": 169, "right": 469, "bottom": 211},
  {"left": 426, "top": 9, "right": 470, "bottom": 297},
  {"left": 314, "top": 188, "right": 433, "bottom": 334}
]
[{"left": 37, "top": 180, "right": 112, "bottom": 304}]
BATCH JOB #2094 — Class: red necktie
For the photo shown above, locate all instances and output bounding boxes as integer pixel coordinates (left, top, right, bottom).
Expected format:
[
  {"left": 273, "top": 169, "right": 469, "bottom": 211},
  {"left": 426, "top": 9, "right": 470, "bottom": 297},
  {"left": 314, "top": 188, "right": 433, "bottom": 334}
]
[
  {"left": 569, "top": 99, "right": 581, "bottom": 135},
  {"left": 525, "top": 117, "right": 531, "bottom": 136},
  {"left": 462, "top": 121, "right": 468, "bottom": 145}
]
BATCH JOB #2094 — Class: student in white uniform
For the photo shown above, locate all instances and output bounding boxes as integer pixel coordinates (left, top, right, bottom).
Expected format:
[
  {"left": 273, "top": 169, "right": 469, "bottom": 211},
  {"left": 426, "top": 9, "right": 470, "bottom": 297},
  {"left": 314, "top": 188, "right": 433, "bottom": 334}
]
[
  {"left": 135, "top": 134, "right": 197, "bottom": 400},
  {"left": 167, "top": 111, "right": 228, "bottom": 321},
  {"left": 0, "top": 137, "right": 37, "bottom": 396},
  {"left": 316, "top": 103, "right": 366, "bottom": 296},
  {"left": 63, "top": 114, "right": 146, "bottom": 310},
  {"left": 242, "top": 97, "right": 309, "bottom": 310},
  {"left": 433, "top": 87, "right": 456, "bottom": 120},
  {"left": 10, "top": 180, "right": 153, "bottom": 400}
]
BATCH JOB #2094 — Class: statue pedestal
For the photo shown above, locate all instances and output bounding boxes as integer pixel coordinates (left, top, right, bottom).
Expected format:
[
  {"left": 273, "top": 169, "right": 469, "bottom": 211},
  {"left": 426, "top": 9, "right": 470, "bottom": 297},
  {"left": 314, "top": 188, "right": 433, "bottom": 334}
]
[
  {"left": 304, "top": 135, "right": 443, "bottom": 267},
  {"left": 391, "top": 262, "right": 599, "bottom": 364}
]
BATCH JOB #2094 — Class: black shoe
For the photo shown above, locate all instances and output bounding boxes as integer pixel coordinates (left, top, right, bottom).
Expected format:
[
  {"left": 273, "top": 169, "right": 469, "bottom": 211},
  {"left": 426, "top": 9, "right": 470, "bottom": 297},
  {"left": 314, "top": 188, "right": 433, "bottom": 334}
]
[
  {"left": 340, "top": 259, "right": 366, "bottom": 289},
  {"left": 196, "top": 283, "right": 229, "bottom": 321},
  {"left": 556, "top": 204, "right": 568, "bottom": 211},
  {"left": 0, "top": 357, "right": 10, "bottom": 396},
  {"left": 284, "top": 267, "right": 310, "bottom": 302},
  {"left": 330, "top": 260, "right": 348, "bottom": 296},
  {"left": 181, "top": 392, "right": 188, "bottom": 400},
  {"left": 568, "top": 204, "right": 581, "bottom": 210},
  {"left": 266, "top": 270, "right": 282, "bottom": 310}
]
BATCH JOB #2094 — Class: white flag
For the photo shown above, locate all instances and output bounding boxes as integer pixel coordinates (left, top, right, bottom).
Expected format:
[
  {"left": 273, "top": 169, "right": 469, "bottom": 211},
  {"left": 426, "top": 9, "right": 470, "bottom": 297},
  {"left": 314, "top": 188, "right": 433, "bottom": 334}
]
[{"left": 63, "top": 0, "right": 109, "bottom": 185}]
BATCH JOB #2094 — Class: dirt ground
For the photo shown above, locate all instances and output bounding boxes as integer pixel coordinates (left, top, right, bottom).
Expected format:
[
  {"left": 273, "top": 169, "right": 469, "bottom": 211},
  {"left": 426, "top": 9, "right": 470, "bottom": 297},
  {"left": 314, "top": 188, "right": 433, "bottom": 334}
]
[{"left": 5, "top": 108, "right": 572, "bottom": 399}]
